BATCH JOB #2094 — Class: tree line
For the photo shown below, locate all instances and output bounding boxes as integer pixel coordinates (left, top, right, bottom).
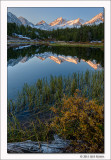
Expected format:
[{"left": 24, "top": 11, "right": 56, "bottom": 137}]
[
  {"left": 7, "top": 23, "right": 104, "bottom": 42},
  {"left": 7, "top": 23, "right": 38, "bottom": 39},
  {"left": 8, "top": 45, "right": 104, "bottom": 67}
]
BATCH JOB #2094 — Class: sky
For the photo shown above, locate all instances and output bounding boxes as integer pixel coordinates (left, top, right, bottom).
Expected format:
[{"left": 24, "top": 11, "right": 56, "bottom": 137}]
[{"left": 8, "top": 7, "right": 104, "bottom": 25}]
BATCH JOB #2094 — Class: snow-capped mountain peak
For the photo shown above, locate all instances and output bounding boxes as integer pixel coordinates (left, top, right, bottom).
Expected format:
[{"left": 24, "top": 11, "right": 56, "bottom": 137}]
[
  {"left": 73, "top": 18, "right": 81, "bottom": 23},
  {"left": 49, "top": 17, "right": 67, "bottom": 26},
  {"left": 7, "top": 12, "right": 104, "bottom": 30},
  {"left": 56, "top": 17, "right": 63, "bottom": 21},
  {"left": 35, "top": 20, "right": 51, "bottom": 30},
  {"left": 84, "top": 12, "right": 104, "bottom": 25},
  {"left": 36, "top": 20, "right": 46, "bottom": 25},
  {"left": 66, "top": 18, "right": 84, "bottom": 26}
]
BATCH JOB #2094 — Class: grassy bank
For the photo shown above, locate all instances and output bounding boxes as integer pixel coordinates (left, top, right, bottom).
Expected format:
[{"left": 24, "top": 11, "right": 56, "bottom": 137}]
[
  {"left": 8, "top": 70, "right": 104, "bottom": 153},
  {"left": 50, "top": 42, "right": 104, "bottom": 48},
  {"left": 7, "top": 39, "right": 104, "bottom": 48}
]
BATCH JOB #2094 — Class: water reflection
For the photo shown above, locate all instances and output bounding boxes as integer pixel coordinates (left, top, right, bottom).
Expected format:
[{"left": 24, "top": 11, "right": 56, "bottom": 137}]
[
  {"left": 8, "top": 45, "right": 104, "bottom": 66},
  {"left": 7, "top": 45, "right": 104, "bottom": 99}
]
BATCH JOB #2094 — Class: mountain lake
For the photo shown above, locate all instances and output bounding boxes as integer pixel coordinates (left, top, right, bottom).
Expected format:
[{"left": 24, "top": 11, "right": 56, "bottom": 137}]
[{"left": 8, "top": 44, "right": 104, "bottom": 100}]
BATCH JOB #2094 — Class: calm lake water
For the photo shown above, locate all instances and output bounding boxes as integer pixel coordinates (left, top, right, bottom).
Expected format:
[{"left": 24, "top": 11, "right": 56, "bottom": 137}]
[{"left": 7, "top": 45, "right": 104, "bottom": 99}]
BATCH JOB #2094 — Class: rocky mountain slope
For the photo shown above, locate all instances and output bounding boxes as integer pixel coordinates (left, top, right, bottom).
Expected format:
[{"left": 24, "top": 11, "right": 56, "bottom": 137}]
[
  {"left": 49, "top": 17, "right": 67, "bottom": 26},
  {"left": 35, "top": 20, "right": 51, "bottom": 30},
  {"left": 18, "top": 16, "right": 34, "bottom": 27},
  {"left": 7, "top": 12, "right": 22, "bottom": 26},
  {"left": 84, "top": 12, "right": 104, "bottom": 25},
  {"left": 7, "top": 12, "right": 104, "bottom": 30}
]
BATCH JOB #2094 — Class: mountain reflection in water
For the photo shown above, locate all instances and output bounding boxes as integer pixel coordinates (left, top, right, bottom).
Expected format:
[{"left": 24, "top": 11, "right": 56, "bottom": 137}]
[{"left": 7, "top": 45, "right": 104, "bottom": 99}]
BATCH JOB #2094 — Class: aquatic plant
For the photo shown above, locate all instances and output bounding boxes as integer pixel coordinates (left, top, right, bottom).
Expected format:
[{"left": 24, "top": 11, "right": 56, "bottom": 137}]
[{"left": 8, "top": 70, "right": 104, "bottom": 116}]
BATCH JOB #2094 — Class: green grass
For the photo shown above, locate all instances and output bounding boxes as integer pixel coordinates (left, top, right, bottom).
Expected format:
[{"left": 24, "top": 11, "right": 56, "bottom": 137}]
[
  {"left": 50, "top": 42, "right": 104, "bottom": 48},
  {"left": 8, "top": 114, "right": 54, "bottom": 143}
]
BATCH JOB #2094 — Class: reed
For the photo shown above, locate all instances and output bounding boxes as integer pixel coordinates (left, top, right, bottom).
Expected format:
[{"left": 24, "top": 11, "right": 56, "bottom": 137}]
[{"left": 8, "top": 70, "right": 104, "bottom": 116}]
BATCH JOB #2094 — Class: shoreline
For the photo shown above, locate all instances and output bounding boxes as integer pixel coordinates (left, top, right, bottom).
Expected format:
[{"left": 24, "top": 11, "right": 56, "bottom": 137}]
[{"left": 7, "top": 40, "right": 104, "bottom": 48}]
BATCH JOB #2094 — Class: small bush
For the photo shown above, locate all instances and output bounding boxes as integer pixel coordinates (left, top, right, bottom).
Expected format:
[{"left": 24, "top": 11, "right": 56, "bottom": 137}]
[{"left": 51, "top": 89, "right": 104, "bottom": 153}]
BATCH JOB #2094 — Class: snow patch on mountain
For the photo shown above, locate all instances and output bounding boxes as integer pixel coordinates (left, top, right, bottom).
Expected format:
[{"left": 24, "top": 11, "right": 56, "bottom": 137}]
[
  {"left": 36, "top": 20, "right": 46, "bottom": 25},
  {"left": 84, "top": 12, "right": 104, "bottom": 26},
  {"left": 48, "top": 17, "right": 85, "bottom": 29},
  {"left": 35, "top": 20, "right": 51, "bottom": 30},
  {"left": 7, "top": 12, "right": 104, "bottom": 31},
  {"left": 66, "top": 18, "right": 84, "bottom": 26},
  {"left": 60, "top": 18, "right": 85, "bottom": 29},
  {"left": 49, "top": 17, "right": 67, "bottom": 27}
]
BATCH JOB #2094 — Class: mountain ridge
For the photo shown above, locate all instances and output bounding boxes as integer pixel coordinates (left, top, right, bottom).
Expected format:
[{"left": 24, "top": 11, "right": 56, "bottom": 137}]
[
  {"left": 8, "top": 50, "right": 102, "bottom": 70},
  {"left": 7, "top": 12, "right": 104, "bottom": 30},
  {"left": 36, "top": 20, "right": 46, "bottom": 25},
  {"left": 18, "top": 16, "right": 34, "bottom": 27},
  {"left": 49, "top": 17, "right": 67, "bottom": 26},
  {"left": 84, "top": 12, "right": 104, "bottom": 25},
  {"left": 7, "top": 12, "right": 22, "bottom": 26}
]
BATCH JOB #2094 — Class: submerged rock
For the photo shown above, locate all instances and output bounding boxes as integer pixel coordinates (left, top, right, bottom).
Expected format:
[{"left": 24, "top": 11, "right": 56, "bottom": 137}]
[{"left": 7, "top": 135, "right": 70, "bottom": 153}]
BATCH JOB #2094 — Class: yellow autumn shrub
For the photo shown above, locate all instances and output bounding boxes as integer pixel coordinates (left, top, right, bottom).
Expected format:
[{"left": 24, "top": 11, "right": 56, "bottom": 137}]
[{"left": 51, "top": 89, "right": 104, "bottom": 153}]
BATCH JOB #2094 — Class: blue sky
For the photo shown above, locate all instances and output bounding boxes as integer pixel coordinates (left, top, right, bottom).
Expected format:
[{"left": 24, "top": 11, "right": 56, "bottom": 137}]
[{"left": 8, "top": 7, "right": 104, "bottom": 25}]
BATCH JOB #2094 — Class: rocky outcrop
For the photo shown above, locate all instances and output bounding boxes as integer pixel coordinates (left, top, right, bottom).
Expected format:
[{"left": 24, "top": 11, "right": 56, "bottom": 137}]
[{"left": 7, "top": 135, "right": 70, "bottom": 153}]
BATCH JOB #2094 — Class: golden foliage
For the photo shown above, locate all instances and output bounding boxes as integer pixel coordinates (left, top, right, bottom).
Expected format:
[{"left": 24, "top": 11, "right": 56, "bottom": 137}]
[{"left": 51, "top": 89, "right": 104, "bottom": 153}]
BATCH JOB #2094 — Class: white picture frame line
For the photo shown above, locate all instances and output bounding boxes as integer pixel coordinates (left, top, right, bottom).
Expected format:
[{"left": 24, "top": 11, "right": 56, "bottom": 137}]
[{"left": 0, "top": 1, "right": 111, "bottom": 159}]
